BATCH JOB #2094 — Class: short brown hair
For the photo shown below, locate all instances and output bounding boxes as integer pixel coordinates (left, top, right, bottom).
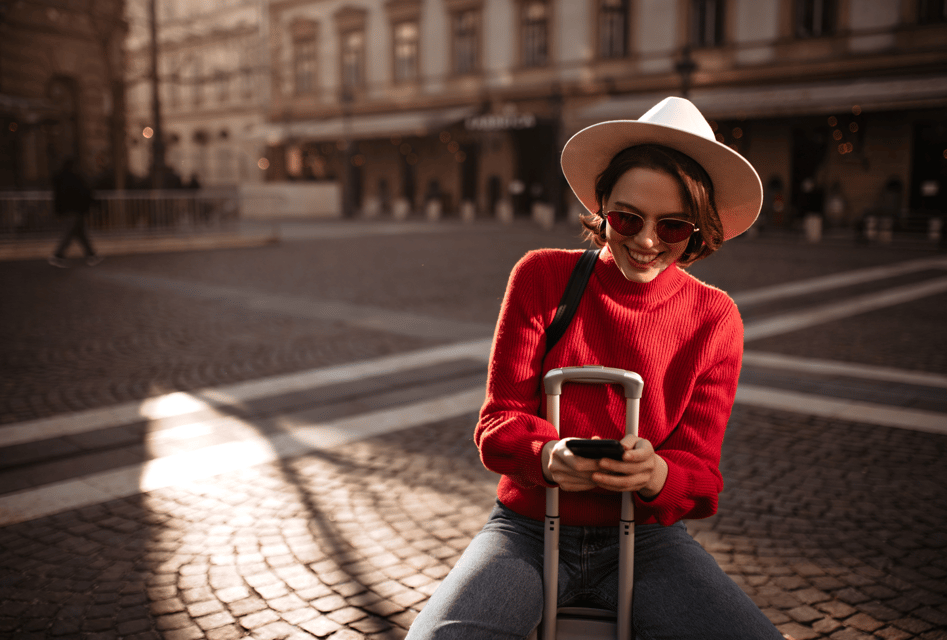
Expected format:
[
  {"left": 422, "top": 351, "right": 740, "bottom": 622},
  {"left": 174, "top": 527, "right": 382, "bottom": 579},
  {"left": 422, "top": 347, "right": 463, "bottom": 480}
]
[{"left": 579, "top": 144, "right": 723, "bottom": 266}]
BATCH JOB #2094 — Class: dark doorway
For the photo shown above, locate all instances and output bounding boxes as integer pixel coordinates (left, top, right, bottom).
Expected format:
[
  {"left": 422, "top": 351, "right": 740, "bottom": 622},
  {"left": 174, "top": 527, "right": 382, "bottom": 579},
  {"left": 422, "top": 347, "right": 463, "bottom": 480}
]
[
  {"left": 910, "top": 117, "right": 947, "bottom": 215},
  {"left": 512, "top": 123, "right": 556, "bottom": 217},
  {"left": 790, "top": 124, "right": 829, "bottom": 225}
]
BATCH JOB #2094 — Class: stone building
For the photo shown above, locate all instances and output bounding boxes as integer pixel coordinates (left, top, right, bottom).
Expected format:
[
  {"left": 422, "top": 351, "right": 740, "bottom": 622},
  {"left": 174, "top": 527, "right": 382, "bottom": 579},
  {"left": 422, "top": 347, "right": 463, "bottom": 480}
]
[
  {"left": 124, "top": 0, "right": 268, "bottom": 188},
  {"left": 127, "top": 0, "right": 947, "bottom": 226},
  {"left": 0, "top": 0, "right": 127, "bottom": 189},
  {"left": 260, "top": 0, "right": 947, "bottom": 227}
]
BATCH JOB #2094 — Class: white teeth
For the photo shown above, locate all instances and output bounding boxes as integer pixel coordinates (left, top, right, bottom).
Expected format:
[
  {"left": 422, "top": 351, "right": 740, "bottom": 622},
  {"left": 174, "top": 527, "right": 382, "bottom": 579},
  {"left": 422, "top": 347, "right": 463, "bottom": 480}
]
[{"left": 627, "top": 249, "right": 658, "bottom": 265}]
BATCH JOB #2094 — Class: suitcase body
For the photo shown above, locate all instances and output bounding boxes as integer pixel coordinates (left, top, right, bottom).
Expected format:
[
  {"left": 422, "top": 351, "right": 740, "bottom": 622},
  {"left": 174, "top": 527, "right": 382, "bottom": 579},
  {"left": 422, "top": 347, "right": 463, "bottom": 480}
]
[{"left": 529, "top": 366, "right": 644, "bottom": 640}]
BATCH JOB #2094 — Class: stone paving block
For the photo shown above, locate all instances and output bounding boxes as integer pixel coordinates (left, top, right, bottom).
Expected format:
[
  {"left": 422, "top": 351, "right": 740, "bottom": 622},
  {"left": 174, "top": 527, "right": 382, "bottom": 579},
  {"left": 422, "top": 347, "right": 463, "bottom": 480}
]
[
  {"left": 196, "top": 610, "right": 237, "bottom": 631},
  {"left": 778, "top": 622, "right": 821, "bottom": 640},
  {"left": 828, "top": 627, "right": 873, "bottom": 639},
  {"left": 281, "top": 606, "right": 319, "bottom": 626},
  {"left": 163, "top": 626, "right": 204, "bottom": 640},
  {"left": 205, "top": 624, "right": 245, "bottom": 640},
  {"left": 845, "top": 612, "right": 885, "bottom": 633},
  {"left": 875, "top": 626, "right": 912, "bottom": 640},
  {"left": 255, "top": 581, "right": 290, "bottom": 600},
  {"left": 187, "top": 599, "right": 225, "bottom": 618},
  {"left": 326, "top": 606, "right": 368, "bottom": 625},
  {"left": 300, "top": 614, "right": 344, "bottom": 637},
  {"left": 239, "top": 608, "right": 282, "bottom": 631},
  {"left": 788, "top": 605, "right": 824, "bottom": 624}
]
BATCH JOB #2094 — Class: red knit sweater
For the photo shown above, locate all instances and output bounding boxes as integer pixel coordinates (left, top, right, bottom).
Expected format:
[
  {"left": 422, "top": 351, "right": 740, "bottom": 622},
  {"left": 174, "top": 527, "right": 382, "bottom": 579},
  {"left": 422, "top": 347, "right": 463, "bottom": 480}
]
[{"left": 475, "top": 247, "right": 743, "bottom": 527}]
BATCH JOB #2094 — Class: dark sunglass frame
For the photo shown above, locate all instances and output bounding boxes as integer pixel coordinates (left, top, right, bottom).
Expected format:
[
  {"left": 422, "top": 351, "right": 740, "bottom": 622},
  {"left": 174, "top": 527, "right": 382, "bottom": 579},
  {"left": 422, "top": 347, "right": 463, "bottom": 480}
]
[{"left": 605, "top": 211, "right": 699, "bottom": 244}]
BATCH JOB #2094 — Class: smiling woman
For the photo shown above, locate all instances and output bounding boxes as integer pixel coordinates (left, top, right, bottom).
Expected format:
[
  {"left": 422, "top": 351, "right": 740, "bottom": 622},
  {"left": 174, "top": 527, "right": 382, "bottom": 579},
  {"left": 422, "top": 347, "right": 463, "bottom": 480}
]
[{"left": 406, "top": 97, "right": 781, "bottom": 640}]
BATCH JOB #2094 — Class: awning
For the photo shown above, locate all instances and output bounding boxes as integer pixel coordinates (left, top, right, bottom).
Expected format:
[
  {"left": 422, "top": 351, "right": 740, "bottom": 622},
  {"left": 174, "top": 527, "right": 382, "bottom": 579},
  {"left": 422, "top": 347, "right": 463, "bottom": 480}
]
[
  {"left": 253, "top": 104, "right": 479, "bottom": 144},
  {"left": 577, "top": 75, "right": 947, "bottom": 123}
]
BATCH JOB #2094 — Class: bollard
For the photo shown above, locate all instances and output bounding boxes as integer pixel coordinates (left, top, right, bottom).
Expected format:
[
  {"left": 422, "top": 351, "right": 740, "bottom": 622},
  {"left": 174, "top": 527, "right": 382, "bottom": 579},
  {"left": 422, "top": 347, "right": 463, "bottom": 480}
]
[
  {"left": 392, "top": 197, "right": 411, "bottom": 221},
  {"left": 532, "top": 202, "right": 555, "bottom": 231},
  {"left": 496, "top": 198, "right": 514, "bottom": 225},
  {"left": 460, "top": 200, "right": 476, "bottom": 224},
  {"left": 928, "top": 217, "right": 943, "bottom": 243},
  {"left": 804, "top": 214, "right": 822, "bottom": 243}
]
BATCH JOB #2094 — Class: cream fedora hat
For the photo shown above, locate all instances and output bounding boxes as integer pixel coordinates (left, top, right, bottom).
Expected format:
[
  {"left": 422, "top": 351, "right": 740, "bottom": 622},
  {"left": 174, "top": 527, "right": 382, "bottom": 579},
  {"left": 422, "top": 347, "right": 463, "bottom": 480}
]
[{"left": 561, "top": 97, "right": 763, "bottom": 240}]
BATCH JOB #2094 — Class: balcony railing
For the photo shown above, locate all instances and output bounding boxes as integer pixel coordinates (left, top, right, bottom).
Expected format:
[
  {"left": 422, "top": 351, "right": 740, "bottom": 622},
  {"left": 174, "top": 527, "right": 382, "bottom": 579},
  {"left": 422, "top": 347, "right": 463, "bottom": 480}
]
[{"left": 0, "top": 189, "right": 240, "bottom": 237}]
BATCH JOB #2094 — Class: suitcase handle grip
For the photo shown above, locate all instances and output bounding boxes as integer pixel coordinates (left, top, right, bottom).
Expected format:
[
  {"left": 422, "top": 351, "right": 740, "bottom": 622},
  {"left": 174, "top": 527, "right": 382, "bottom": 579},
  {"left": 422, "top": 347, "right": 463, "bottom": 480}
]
[{"left": 544, "top": 366, "right": 643, "bottom": 399}]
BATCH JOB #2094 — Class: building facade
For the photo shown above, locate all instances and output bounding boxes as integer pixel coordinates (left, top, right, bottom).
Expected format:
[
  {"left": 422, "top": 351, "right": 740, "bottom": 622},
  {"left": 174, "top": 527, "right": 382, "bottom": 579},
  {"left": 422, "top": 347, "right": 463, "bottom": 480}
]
[
  {"left": 125, "top": 0, "right": 269, "bottom": 188},
  {"left": 0, "top": 0, "right": 127, "bottom": 189},
  {"left": 260, "top": 0, "right": 947, "bottom": 227}
]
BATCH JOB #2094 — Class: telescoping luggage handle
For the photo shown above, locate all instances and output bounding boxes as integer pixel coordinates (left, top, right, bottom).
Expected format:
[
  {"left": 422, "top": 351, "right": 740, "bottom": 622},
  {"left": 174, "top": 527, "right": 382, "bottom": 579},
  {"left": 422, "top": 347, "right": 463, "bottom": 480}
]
[{"left": 541, "top": 366, "right": 644, "bottom": 640}]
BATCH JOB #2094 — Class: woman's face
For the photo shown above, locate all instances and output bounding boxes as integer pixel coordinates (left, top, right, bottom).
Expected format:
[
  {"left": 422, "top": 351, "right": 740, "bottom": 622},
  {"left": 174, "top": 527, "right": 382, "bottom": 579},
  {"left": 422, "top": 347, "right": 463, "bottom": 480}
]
[{"left": 603, "top": 167, "right": 691, "bottom": 284}]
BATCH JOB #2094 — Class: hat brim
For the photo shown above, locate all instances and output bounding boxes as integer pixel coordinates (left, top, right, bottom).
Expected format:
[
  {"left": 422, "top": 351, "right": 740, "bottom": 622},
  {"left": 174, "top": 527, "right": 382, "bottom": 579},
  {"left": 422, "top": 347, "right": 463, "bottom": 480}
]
[{"left": 561, "top": 120, "right": 763, "bottom": 240}]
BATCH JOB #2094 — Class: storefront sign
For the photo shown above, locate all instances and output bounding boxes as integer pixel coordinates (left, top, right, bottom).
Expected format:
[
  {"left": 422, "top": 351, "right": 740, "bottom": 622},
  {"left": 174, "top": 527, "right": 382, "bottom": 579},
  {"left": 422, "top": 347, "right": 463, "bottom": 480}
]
[{"left": 465, "top": 113, "right": 537, "bottom": 132}]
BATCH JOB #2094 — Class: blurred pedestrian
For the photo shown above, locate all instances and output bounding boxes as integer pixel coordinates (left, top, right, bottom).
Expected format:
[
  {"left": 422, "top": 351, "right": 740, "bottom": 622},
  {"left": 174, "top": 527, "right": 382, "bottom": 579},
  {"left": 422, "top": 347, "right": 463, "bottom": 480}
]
[
  {"left": 48, "top": 157, "right": 102, "bottom": 268},
  {"left": 407, "top": 97, "right": 781, "bottom": 639}
]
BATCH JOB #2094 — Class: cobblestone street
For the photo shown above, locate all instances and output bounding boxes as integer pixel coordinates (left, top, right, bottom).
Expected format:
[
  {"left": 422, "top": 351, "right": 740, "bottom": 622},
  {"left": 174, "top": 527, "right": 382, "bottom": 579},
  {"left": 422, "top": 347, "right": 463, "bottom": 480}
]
[{"left": 1, "top": 219, "right": 945, "bottom": 640}]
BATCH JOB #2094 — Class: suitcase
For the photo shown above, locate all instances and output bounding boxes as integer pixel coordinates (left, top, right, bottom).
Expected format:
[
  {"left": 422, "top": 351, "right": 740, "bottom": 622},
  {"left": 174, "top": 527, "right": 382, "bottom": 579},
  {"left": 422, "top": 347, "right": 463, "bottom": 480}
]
[{"left": 529, "top": 365, "right": 645, "bottom": 640}]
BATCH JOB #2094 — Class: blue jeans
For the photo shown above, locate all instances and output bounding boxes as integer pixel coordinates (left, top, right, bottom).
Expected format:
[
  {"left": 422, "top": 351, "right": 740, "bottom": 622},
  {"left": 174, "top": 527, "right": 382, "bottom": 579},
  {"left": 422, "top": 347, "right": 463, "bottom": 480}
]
[{"left": 407, "top": 501, "right": 783, "bottom": 640}]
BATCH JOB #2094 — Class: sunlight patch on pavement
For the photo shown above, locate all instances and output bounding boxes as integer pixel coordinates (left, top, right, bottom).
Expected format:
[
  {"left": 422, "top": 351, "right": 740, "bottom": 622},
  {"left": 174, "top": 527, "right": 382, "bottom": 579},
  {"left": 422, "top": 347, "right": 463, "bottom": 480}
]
[
  {"left": 0, "top": 338, "right": 492, "bottom": 448},
  {"left": 0, "top": 388, "right": 486, "bottom": 527}
]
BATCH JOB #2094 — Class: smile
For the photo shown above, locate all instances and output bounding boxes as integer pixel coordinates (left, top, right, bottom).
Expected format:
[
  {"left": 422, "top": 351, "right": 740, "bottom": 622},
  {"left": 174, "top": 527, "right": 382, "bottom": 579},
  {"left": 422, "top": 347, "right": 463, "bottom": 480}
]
[{"left": 625, "top": 247, "right": 661, "bottom": 266}]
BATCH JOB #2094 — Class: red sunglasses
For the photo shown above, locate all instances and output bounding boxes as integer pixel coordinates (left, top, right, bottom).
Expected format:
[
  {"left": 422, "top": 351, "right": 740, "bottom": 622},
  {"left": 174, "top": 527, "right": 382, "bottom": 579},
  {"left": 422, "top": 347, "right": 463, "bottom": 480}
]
[{"left": 605, "top": 211, "right": 699, "bottom": 244}]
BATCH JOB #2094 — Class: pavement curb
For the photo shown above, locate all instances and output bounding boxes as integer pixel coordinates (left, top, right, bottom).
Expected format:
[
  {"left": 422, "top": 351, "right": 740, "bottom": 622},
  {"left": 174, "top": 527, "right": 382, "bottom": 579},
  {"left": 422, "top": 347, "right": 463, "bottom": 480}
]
[{"left": 0, "top": 231, "right": 279, "bottom": 261}]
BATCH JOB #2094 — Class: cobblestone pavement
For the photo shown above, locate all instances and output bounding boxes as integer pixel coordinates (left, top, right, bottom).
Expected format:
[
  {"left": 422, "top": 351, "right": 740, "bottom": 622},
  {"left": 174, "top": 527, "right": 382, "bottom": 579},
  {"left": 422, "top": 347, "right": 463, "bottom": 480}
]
[{"left": 1, "top": 220, "right": 945, "bottom": 640}]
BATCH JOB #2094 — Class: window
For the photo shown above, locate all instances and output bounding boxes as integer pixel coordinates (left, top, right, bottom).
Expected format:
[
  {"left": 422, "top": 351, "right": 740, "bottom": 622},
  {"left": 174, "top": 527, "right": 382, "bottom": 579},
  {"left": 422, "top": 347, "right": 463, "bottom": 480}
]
[
  {"left": 795, "top": 0, "right": 836, "bottom": 38},
  {"left": 599, "top": 0, "right": 628, "bottom": 59},
  {"left": 214, "top": 69, "right": 229, "bottom": 103},
  {"left": 341, "top": 30, "right": 365, "bottom": 90},
  {"left": 453, "top": 9, "right": 479, "bottom": 75},
  {"left": 393, "top": 21, "right": 419, "bottom": 82},
  {"left": 191, "top": 57, "right": 203, "bottom": 108},
  {"left": 293, "top": 37, "right": 317, "bottom": 94},
  {"left": 521, "top": 1, "right": 549, "bottom": 67},
  {"left": 691, "top": 0, "right": 725, "bottom": 48},
  {"left": 918, "top": 0, "right": 947, "bottom": 24}
]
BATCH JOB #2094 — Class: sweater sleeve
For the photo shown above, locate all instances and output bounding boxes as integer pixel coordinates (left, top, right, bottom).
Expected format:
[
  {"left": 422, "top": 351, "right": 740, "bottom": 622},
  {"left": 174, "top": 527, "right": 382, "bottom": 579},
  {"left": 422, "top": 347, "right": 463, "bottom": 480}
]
[
  {"left": 474, "top": 251, "right": 569, "bottom": 490},
  {"left": 637, "top": 298, "right": 743, "bottom": 526}
]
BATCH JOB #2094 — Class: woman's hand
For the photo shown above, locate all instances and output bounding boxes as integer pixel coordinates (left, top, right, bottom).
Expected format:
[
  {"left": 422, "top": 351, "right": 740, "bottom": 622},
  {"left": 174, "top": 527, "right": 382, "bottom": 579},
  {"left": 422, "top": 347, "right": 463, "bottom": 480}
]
[
  {"left": 541, "top": 438, "right": 602, "bottom": 492},
  {"left": 594, "top": 435, "right": 668, "bottom": 498},
  {"left": 543, "top": 435, "right": 668, "bottom": 497}
]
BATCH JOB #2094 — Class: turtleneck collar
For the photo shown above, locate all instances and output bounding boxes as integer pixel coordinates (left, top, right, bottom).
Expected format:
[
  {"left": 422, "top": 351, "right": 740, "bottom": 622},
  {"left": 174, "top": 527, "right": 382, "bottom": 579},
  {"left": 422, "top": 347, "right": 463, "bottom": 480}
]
[{"left": 595, "top": 245, "right": 687, "bottom": 307}]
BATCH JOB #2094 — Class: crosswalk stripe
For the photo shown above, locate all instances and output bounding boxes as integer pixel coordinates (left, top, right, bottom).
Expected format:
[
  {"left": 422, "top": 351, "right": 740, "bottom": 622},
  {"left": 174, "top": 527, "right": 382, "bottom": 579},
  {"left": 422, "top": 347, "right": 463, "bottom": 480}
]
[{"left": 0, "top": 388, "right": 486, "bottom": 527}]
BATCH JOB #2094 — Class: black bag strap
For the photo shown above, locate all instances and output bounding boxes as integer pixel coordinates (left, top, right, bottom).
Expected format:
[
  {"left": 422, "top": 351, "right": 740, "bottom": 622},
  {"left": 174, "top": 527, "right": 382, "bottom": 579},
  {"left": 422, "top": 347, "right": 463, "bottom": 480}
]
[{"left": 544, "top": 248, "right": 600, "bottom": 356}]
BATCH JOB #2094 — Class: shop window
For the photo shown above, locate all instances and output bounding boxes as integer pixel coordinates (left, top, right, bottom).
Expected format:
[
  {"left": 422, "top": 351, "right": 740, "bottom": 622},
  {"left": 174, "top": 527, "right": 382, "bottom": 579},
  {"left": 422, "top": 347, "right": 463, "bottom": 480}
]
[
  {"left": 393, "top": 21, "right": 419, "bottom": 83},
  {"left": 453, "top": 8, "right": 480, "bottom": 75},
  {"left": 918, "top": 0, "right": 947, "bottom": 24},
  {"left": 521, "top": 0, "right": 549, "bottom": 68},
  {"left": 598, "top": 0, "right": 628, "bottom": 59},
  {"left": 795, "top": 0, "right": 836, "bottom": 38},
  {"left": 691, "top": 0, "right": 725, "bottom": 48}
]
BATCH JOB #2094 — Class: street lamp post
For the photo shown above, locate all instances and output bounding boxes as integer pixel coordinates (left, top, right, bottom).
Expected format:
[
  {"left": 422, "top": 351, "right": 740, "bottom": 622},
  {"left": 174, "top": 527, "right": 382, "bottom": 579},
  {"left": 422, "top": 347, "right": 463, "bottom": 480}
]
[
  {"left": 340, "top": 87, "right": 354, "bottom": 218},
  {"left": 675, "top": 45, "right": 697, "bottom": 99},
  {"left": 148, "top": 0, "right": 166, "bottom": 189}
]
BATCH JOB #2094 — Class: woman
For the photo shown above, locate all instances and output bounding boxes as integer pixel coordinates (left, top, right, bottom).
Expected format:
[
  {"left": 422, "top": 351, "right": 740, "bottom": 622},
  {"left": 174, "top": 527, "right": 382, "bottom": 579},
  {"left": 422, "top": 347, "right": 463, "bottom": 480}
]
[{"left": 406, "top": 97, "right": 784, "bottom": 639}]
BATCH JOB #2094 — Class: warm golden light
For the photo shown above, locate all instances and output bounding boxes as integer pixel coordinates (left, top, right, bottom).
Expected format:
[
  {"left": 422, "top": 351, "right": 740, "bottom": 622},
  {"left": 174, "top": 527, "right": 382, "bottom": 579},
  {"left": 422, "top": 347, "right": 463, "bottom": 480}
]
[{"left": 142, "top": 127, "right": 154, "bottom": 139}]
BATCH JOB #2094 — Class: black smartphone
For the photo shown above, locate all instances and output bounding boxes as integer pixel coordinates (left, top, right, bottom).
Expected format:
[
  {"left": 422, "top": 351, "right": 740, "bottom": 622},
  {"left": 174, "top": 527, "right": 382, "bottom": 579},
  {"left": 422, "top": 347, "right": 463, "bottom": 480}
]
[{"left": 565, "top": 439, "right": 625, "bottom": 461}]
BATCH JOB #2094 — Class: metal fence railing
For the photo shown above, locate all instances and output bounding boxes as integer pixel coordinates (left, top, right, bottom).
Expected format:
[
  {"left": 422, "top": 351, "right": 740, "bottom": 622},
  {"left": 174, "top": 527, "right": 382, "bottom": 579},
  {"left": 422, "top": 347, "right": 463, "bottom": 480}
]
[{"left": 0, "top": 189, "right": 241, "bottom": 238}]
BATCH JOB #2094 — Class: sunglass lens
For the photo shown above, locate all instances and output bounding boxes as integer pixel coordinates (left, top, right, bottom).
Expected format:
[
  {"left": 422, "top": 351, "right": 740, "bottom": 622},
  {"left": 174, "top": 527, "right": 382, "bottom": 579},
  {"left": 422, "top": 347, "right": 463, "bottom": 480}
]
[
  {"left": 657, "top": 219, "right": 695, "bottom": 243},
  {"left": 607, "top": 212, "right": 695, "bottom": 243},
  {"left": 607, "top": 212, "right": 643, "bottom": 237}
]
